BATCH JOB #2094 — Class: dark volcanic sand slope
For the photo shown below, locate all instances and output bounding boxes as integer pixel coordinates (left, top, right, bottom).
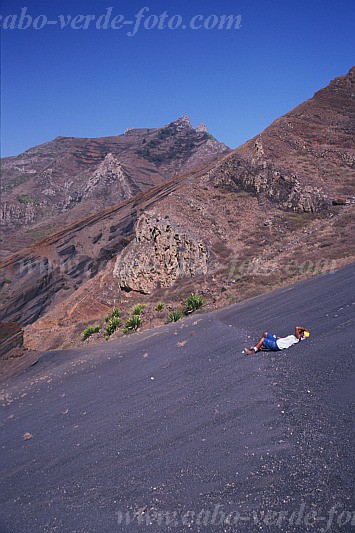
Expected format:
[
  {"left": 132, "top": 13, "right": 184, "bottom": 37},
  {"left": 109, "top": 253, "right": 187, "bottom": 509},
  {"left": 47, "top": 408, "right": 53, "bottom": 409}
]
[{"left": 0, "top": 264, "right": 354, "bottom": 532}]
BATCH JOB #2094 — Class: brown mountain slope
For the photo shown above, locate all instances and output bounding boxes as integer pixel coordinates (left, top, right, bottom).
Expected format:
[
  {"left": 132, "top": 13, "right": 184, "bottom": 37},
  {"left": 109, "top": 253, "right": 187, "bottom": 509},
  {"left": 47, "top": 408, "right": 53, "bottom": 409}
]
[
  {"left": 0, "top": 116, "right": 229, "bottom": 258},
  {"left": 210, "top": 66, "right": 355, "bottom": 212},
  {"left": 1, "top": 68, "right": 354, "bottom": 354},
  {"left": 0, "top": 173, "right": 187, "bottom": 326},
  {"left": 23, "top": 171, "right": 354, "bottom": 352}
]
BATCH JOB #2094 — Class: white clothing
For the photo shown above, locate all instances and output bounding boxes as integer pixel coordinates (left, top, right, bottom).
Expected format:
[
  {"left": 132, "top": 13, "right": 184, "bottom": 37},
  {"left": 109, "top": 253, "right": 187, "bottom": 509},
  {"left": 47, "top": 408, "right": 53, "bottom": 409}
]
[{"left": 276, "top": 334, "right": 300, "bottom": 350}]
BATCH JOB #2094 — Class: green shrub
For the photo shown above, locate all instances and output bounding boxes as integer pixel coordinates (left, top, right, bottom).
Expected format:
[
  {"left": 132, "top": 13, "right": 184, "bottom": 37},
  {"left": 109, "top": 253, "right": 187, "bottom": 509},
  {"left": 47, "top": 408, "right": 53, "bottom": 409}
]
[
  {"left": 206, "top": 133, "right": 218, "bottom": 142},
  {"left": 155, "top": 302, "right": 165, "bottom": 312},
  {"left": 16, "top": 194, "right": 37, "bottom": 204},
  {"left": 167, "top": 309, "right": 183, "bottom": 323},
  {"left": 104, "top": 316, "right": 121, "bottom": 338},
  {"left": 104, "top": 307, "right": 121, "bottom": 323},
  {"left": 132, "top": 304, "right": 145, "bottom": 316},
  {"left": 125, "top": 314, "right": 142, "bottom": 331},
  {"left": 184, "top": 293, "right": 204, "bottom": 314},
  {"left": 82, "top": 325, "right": 100, "bottom": 340}
]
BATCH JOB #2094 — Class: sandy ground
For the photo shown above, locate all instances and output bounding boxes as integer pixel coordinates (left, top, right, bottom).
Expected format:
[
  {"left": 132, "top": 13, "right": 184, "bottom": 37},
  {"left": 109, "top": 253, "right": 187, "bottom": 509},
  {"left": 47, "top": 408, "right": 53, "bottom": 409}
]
[{"left": 0, "top": 263, "right": 354, "bottom": 532}]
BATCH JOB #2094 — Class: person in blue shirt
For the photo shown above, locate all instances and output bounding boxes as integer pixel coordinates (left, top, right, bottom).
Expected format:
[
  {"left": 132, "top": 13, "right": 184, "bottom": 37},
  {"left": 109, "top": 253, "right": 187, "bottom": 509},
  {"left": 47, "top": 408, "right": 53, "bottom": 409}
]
[{"left": 244, "top": 326, "right": 310, "bottom": 354}]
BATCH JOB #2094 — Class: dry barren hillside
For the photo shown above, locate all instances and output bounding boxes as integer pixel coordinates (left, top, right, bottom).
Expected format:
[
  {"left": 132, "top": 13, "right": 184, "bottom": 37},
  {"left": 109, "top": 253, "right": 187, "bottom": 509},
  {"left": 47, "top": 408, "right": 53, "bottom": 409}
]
[
  {"left": 1, "top": 116, "right": 229, "bottom": 257},
  {"left": 210, "top": 66, "right": 355, "bottom": 212},
  {"left": 0, "top": 68, "right": 354, "bottom": 356}
]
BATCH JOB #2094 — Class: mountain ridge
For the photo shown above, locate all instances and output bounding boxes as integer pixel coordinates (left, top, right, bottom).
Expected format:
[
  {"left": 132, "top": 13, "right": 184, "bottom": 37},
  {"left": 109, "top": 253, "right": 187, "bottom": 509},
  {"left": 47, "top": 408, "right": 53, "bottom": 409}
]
[
  {"left": 1, "top": 68, "right": 354, "bottom": 354},
  {"left": 209, "top": 67, "right": 354, "bottom": 212},
  {"left": 1, "top": 116, "right": 229, "bottom": 258}
]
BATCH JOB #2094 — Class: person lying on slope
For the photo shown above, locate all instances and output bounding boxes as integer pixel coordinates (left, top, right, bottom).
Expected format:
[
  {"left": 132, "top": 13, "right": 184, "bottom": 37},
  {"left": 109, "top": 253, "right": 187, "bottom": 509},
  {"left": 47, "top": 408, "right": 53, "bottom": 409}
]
[{"left": 244, "top": 326, "right": 310, "bottom": 355}]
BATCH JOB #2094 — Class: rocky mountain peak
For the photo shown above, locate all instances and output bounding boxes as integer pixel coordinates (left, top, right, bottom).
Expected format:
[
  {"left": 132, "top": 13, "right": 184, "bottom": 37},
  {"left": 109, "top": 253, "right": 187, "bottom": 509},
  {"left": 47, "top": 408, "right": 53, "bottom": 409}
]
[
  {"left": 0, "top": 118, "right": 230, "bottom": 257},
  {"left": 94, "top": 152, "right": 122, "bottom": 173},
  {"left": 173, "top": 115, "right": 193, "bottom": 131},
  {"left": 196, "top": 123, "right": 208, "bottom": 133},
  {"left": 313, "top": 65, "right": 354, "bottom": 103},
  {"left": 1, "top": 70, "right": 354, "bottom": 355},
  {"left": 83, "top": 153, "right": 134, "bottom": 201}
]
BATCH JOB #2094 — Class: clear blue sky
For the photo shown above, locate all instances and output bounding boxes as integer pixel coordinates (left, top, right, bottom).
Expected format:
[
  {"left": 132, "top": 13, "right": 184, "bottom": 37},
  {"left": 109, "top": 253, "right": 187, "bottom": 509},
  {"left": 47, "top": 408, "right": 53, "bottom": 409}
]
[{"left": 1, "top": 0, "right": 354, "bottom": 157}]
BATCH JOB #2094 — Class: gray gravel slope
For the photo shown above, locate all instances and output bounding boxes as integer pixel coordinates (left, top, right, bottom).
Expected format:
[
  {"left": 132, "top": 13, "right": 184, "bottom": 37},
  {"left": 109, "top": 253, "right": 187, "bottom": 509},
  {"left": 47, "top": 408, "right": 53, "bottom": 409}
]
[{"left": 0, "top": 264, "right": 354, "bottom": 532}]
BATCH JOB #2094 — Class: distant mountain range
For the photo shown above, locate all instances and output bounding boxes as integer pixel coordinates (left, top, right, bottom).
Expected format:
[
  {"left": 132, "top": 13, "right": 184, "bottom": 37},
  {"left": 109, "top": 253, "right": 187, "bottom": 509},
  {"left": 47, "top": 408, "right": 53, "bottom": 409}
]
[
  {"left": 0, "top": 67, "right": 354, "bottom": 356},
  {"left": 1, "top": 115, "right": 229, "bottom": 257}
]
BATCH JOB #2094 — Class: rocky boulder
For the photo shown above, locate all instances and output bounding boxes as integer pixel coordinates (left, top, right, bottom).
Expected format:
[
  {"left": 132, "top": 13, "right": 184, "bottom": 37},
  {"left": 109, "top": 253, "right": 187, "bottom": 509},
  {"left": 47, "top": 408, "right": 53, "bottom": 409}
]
[{"left": 113, "top": 212, "right": 208, "bottom": 294}]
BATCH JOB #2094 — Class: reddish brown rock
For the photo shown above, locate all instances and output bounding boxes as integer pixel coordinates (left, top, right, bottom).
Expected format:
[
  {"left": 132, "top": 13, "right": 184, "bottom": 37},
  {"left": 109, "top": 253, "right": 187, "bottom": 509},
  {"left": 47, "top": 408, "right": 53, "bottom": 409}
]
[
  {"left": 1, "top": 69, "right": 354, "bottom": 354},
  {"left": 0, "top": 322, "right": 24, "bottom": 358}
]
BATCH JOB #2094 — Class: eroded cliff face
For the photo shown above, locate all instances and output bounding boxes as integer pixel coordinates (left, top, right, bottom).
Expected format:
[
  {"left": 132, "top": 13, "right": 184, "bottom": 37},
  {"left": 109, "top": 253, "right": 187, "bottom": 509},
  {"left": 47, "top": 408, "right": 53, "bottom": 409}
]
[
  {"left": 0, "top": 155, "right": 137, "bottom": 230},
  {"left": 1, "top": 70, "right": 354, "bottom": 357},
  {"left": 0, "top": 322, "right": 24, "bottom": 358},
  {"left": 113, "top": 212, "right": 208, "bottom": 294},
  {"left": 210, "top": 67, "right": 355, "bottom": 213},
  {"left": 1, "top": 116, "right": 230, "bottom": 259},
  {"left": 211, "top": 147, "right": 329, "bottom": 213},
  {"left": 82, "top": 153, "right": 138, "bottom": 201},
  {"left": 1, "top": 202, "right": 38, "bottom": 226}
]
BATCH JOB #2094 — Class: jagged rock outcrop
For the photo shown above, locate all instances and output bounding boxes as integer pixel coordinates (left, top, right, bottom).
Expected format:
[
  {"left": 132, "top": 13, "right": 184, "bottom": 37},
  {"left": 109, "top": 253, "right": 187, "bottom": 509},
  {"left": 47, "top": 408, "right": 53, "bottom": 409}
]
[
  {"left": 1, "top": 117, "right": 230, "bottom": 257},
  {"left": 113, "top": 212, "right": 208, "bottom": 294},
  {"left": 212, "top": 153, "right": 328, "bottom": 212},
  {"left": 174, "top": 115, "right": 193, "bottom": 131},
  {"left": 1, "top": 201, "right": 38, "bottom": 226},
  {"left": 196, "top": 123, "right": 208, "bottom": 133},
  {"left": 0, "top": 176, "right": 182, "bottom": 327},
  {"left": 82, "top": 153, "right": 136, "bottom": 201},
  {"left": 0, "top": 322, "right": 23, "bottom": 358},
  {"left": 210, "top": 67, "right": 355, "bottom": 212}
]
